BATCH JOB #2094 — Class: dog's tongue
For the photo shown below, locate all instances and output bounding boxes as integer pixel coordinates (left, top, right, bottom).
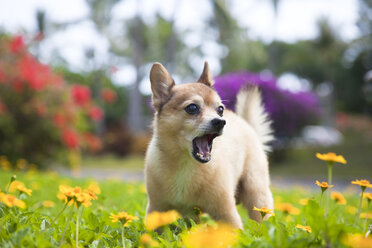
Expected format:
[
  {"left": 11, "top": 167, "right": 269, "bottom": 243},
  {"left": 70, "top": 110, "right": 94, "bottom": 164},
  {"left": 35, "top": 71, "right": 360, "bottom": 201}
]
[{"left": 194, "top": 135, "right": 210, "bottom": 155}]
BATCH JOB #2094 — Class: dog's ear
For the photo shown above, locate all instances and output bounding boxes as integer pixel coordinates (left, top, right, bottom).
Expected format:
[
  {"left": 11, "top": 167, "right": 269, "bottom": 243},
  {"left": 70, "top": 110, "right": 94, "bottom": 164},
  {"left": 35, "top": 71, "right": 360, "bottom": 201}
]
[
  {"left": 150, "top": 62, "right": 175, "bottom": 111},
  {"left": 197, "top": 61, "right": 213, "bottom": 87}
]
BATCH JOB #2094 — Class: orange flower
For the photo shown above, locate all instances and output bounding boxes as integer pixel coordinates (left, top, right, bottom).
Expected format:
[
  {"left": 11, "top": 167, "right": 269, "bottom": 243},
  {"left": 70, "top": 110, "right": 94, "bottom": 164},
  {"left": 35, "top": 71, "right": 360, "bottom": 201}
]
[
  {"left": 331, "top": 192, "right": 347, "bottom": 205},
  {"left": 253, "top": 206, "right": 275, "bottom": 219},
  {"left": 275, "top": 203, "right": 300, "bottom": 215},
  {"left": 351, "top": 180, "right": 372, "bottom": 190},
  {"left": 74, "top": 192, "right": 93, "bottom": 207},
  {"left": 87, "top": 182, "right": 101, "bottom": 195},
  {"left": 315, "top": 180, "right": 333, "bottom": 192},
  {"left": 110, "top": 211, "right": 138, "bottom": 226},
  {"left": 59, "top": 185, "right": 74, "bottom": 196},
  {"left": 182, "top": 223, "right": 237, "bottom": 248},
  {"left": 0, "top": 192, "right": 26, "bottom": 208},
  {"left": 83, "top": 189, "right": 98, "bottom": 201},
  {"left": 343, "top": 234, "right": 372, "bottom": 248},
  {"left": 42, "top": 200, "right": 55, "bottom": 208},
  {"left": 145, "top": 210, "right": 181, "bottom": 230},
  {"left": 316, "top": 152, "right": 346, "bottom": 164},
  {"left": 140, "top": 233, "right": 159, "bottom": 247},
  {"left": 57, "top": 185, "right": 96, "bottom": 207},
  {"left": 9, "top": 181, "right": 32, "bottom": 196},
  {"left": 296, "top": 224, "right": 312, "bottom": 233}
]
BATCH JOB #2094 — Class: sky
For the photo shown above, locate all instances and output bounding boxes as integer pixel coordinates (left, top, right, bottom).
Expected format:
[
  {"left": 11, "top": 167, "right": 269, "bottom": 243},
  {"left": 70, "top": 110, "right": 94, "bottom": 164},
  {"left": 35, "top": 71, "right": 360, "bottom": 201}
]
[{"left": 0, "top": 0, "right": 360, "bottom": 93}]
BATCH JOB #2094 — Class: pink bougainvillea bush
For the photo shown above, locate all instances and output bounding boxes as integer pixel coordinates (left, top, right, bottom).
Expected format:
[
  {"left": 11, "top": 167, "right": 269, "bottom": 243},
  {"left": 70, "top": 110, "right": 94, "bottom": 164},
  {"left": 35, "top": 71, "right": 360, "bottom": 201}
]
[{"left": 0, "top": 35, "right": 103, "bottom": 168}]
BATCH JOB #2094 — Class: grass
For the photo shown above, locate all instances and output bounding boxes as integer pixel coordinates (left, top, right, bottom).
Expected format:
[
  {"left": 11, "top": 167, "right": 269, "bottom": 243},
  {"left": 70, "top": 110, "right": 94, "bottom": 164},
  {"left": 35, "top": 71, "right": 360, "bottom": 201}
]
[
  {"left": 0, "top": 168, "right": 371, "bottom": 247},
  {"left": 81, "top": 155, "right": 145, "bottom": 170},
  {"left": 80, "top": 129, "right": 372, "bottom": 181},
  {"left": 270, "top": 130, "right": 372, "bottom": 179}
]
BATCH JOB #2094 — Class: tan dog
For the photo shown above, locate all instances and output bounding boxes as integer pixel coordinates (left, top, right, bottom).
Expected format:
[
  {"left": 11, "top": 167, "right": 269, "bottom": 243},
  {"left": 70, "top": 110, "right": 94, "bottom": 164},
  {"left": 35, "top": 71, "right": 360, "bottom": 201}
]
[{"left": 145, "top": 62, "right": 274, "bottom": 229}]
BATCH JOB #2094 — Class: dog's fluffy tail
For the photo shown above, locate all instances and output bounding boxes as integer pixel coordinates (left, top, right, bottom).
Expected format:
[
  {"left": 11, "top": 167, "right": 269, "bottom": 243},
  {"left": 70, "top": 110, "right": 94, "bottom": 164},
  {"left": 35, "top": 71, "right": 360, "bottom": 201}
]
[{"left": 235, "top": 86, "right": 274, "bottom": 152}]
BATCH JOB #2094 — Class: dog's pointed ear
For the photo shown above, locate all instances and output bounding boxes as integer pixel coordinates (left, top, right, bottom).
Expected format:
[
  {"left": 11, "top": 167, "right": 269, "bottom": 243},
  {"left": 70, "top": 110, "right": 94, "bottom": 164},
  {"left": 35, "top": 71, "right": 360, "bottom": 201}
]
[
  {"left": 197, "top": 61, "right": 213, "bottom": 87},
  {"left": 150, "top": 62, "right": 175, "bottom": 111}
]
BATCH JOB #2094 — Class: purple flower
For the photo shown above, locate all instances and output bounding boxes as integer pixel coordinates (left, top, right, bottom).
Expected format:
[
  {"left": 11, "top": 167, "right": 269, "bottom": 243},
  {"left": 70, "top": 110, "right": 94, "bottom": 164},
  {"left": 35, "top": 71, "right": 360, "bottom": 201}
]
[{"left": 214, "top": 71, "right": 321, "bottom": 138}]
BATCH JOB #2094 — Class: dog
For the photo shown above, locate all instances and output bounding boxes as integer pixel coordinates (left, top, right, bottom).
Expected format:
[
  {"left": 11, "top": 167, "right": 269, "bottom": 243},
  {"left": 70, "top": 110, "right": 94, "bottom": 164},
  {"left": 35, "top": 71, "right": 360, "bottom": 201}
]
[{"left": 144, "top": 62, "right": 274, "bottom": 229}]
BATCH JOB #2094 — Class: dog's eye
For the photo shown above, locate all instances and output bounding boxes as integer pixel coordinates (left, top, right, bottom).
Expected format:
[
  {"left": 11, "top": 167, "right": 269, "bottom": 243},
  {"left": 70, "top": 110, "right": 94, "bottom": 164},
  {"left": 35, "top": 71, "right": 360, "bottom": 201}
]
[
  {"left": 185, "top": 104, "right": 199, "bottom": 115},
  {"left": 217, "top": 106, "right": 224, "bottom": 116}
]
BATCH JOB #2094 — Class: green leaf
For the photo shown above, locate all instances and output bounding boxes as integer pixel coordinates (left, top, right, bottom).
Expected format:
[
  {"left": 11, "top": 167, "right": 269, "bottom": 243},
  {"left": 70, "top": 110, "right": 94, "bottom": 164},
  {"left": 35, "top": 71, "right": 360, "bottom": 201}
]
[{"left": 40, "top": 218, "right": 50, "bottom": 231}]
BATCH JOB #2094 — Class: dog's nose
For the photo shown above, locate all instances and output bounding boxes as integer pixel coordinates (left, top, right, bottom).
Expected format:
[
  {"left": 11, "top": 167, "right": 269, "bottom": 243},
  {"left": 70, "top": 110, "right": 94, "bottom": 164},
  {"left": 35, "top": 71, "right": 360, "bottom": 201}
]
[{"left": 211, "top": 118, "right": 226, "bottom": 131}]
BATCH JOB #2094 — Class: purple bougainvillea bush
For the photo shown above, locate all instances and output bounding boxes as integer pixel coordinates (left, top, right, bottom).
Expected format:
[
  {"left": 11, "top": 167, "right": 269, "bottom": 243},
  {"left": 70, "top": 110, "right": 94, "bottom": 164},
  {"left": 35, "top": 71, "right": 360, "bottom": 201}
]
[{"left": 214, "top": 71, "right": 321, "bottom": 140}]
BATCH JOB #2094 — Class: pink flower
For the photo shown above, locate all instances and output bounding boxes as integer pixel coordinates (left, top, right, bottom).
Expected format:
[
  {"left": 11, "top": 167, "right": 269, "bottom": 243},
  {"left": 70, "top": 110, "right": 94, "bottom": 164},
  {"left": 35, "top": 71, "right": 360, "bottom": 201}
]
[
  {"left": 71, "top": 85, "right": 91, "bottom": 106},
  {"left": 100, "top": 88, "right": 117, "bottom": 103},
  {"left": 0, "top": 101, "right": 7, "bottom": 115},
  {"left": 53, "top": 113, "right": 66, "bottom": 128},
  {"left": 17, "top": 54, "right": 49, "bottom": 91},
  {"left": 9, "top": 36, "right": 25, "bottom": 54},
  {"left": 0, "top": 68, "right": 6, "bottom": 82},
  {"left": 109, "top": 66, "right": 119, "bottom": 74},
  {"left": 62, "top": 129, "right": 79, "bottom": 149},
  {"left": 83, "top": 133, "right": 102, "bottom": 152},
  {"left": 89, "top": 106, "right": 103, "bottom": 121}
]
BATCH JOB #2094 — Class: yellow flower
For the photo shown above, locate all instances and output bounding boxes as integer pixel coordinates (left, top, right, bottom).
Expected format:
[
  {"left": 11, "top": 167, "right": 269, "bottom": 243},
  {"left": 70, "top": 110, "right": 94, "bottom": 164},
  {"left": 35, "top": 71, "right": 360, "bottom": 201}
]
[
  {"left": 296, "top": 224, "right": 312, "bottom": 233},
  {"left": 30, "top": 182, "right": 40, "bottom": 190},
  {"left": 315, "top": 180, "right": 333, "bottom": 192},
  {"left": 0, "top": 156, "right": 11, "bottom": 170},
  {"left": 110, "top": 211, "right": 139, "bottom": 226},
  {"left": 331, "top": 191, "right": 347, "bottom": 205},
  {"left": 87, "top": 182, "right": 101, "bottom": 195},
  {"left": 16, "top": 159, "right": 28, "bottom": 170},
  {"left": 83, "top": 189, "right": 98, "bottom": 200},
  {"left": 299, "top": 198, "right": 308, "bottom": 205},
  {"left": 347, "top": 206, "right": 357, "bottom": 215},
  {"left": 351, "top": 179, "right": 372, "bottom": 190},
  {"left": 29, "top": 164, "right": 38, "bottom": 171},
  {"left": 58, "top": 185, "right": 96, "bottom": 207},
  {"left": 140, "top": 184, "right": 147, "bottom": 194},
  {"left": 58, "top": 184, "right": 74, "bottom": 201},
  {"left": 42, "top": 200, "right": 55, "bottom": 208},
  {"left": 182, "top": 223, "right": 237, "bottom": 248},
  {"left": 140, "top": 233, "right": 159, "bottom": 247},
  {"left": 316, "top": 152, "right": 346, "bottom": 164},
  {"left": 145, "top": 210, "right": 181, "bottom": 230},
  {"left": 193, "top": 206, "right": 202, "bottom": 216},
  {"left": 9, "top": 181, "right": 32, "bottom": 196},
  {"left": 0, "top": 192, "right": 26, "bottom": 208},
  {"left": 71, "top": 186, "right": 82, "bottom": 195},
  {"left": 75, "top": 192, "right": 93, "bottom": 208},
  {"left": 253, "top": 206, "right": 275, "bottom": 219},
  {"left": 364, "top": 192, "right": 372, "bottom": 202},
  {"left": 360, "top": 212, "right": 372, "bottom": 219},
  {"left": 276, "top": 203, "right": 300, "bottom": 215},
  {"left": 343, "top": 234, "right": 372, "bottom": 248}
]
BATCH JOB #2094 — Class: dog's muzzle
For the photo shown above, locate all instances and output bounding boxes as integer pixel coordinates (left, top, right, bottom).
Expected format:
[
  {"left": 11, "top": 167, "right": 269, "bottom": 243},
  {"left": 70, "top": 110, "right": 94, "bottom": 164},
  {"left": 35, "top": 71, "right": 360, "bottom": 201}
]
[{"left": 192, "top": 118, "right": 226, "bottom": 163}]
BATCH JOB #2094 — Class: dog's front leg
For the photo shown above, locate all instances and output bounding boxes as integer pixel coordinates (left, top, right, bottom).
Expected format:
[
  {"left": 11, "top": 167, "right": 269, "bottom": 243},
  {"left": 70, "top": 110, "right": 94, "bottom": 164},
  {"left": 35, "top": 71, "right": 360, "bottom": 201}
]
[
  {"left": 145, "top": 199, "right": 170, "bottom": 219},
  {"left": 202, "top": 196, "right": 243, "bottom": 229}
]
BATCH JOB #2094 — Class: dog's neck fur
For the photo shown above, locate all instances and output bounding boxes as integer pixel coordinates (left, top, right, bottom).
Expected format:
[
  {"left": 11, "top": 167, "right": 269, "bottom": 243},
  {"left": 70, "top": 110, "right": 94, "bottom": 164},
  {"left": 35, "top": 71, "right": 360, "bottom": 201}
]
[{"left": 152, "top": 118, "right": 196, "bottom": 169}]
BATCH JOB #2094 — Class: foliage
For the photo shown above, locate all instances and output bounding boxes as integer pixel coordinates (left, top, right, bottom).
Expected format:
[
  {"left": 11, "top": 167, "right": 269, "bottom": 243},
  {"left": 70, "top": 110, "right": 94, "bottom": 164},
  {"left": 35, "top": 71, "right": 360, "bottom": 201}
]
[
  {"left": 0, "top": 155, "right": 371, "bottom": 247},
  {"left": 0, "top": 35, "right": 103, "bottom": 168},
  {"left": 214, "top": 71, "right": 321, "bottom": 138},
  {"left": 55, "top": 66, "right": 129, "bottom": 126}
]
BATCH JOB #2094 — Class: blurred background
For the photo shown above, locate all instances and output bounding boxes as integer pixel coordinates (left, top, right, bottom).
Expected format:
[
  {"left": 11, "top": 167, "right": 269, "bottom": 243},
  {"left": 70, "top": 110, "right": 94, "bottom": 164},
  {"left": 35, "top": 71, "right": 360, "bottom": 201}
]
[{"left": 0, "top": 0, "right": 371, "bottom": 184}]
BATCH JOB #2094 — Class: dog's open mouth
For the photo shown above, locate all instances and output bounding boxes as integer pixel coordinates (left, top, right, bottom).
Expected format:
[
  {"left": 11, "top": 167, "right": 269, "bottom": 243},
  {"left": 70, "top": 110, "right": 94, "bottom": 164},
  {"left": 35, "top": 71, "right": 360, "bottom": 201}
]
[{"left": 192, "top": 133, "right": 219, "bottom": 163}]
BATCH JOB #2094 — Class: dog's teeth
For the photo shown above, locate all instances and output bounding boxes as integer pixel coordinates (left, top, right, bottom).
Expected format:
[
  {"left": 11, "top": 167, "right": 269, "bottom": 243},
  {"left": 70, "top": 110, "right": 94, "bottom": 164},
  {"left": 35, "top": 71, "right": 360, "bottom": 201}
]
[{"left": 196, "top": 152, "right": 211, "bottom": 161}]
